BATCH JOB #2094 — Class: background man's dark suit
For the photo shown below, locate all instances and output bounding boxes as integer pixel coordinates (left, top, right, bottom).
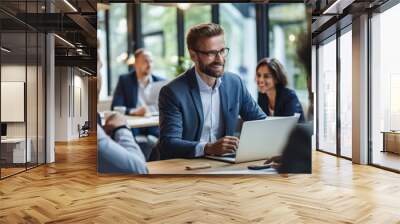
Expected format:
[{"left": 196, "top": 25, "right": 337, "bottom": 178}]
[{"left": 111, "top": 71, "right": 164, "bottom": 137}]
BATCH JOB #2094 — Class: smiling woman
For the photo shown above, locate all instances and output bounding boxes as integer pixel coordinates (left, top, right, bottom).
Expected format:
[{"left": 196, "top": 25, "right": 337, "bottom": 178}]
[{"left": 255, "top": 57, "right": 305, "bottom": 122}]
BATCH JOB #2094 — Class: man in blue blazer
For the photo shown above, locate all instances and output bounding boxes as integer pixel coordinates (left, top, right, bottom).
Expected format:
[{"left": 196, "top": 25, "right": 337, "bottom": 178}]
[
  {"left": 157, "top": 23, "right": 266, "bottom": 159},
  {"left": 111, "top": 49, "right": 164, "bottom": 138}
]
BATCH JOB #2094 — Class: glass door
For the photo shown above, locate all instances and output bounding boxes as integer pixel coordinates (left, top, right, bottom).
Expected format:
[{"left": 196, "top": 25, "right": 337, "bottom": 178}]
[
  {"left": 317, "top": 36, "right": 337, "bottom": 155},
  {"left": 339, "top": 27, "right": 352, "bottom": 159},
  {"left": 370, "top": 3, "right": 400, "bottom": 171}
]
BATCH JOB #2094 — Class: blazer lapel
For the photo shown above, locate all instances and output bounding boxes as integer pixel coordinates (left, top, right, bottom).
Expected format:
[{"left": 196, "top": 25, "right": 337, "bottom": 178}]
[
  {"left": 219, "top": 78, "right": 229, "bottom": 135},
  {"left": 274, "top": 87, "right": 283, "bottom": 114},
  {"left": 131, "top": 72, "right": 138, "bottom": 107},
  {"left": 187, "top": 68, "right": 204, "bottom": 139}
]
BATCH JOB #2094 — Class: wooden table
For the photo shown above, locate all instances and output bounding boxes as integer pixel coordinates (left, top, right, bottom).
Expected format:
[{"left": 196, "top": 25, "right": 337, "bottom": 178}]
[
  {"left": 99, "top": 112, "right": 159, "bottom": 128},
  {"left": 125, "top": 115, "right": 159, "bottom": 128},
  {"left": 147, "top": 158, "right": 276, "bottom": 174}
]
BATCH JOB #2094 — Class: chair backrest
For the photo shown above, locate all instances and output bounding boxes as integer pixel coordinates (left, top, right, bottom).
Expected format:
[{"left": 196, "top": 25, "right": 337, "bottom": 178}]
[{"left": 82, "top": 121, "right": 90, "bottom": 129}]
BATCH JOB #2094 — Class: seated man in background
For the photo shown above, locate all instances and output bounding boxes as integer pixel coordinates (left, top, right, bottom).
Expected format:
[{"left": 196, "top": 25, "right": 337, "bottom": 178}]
[
  {"left": 97, "top": 57, "right": 147, "bottom": 174},
  {"left": 111, "top": 48, "right": 165, "bottom": 137},
  {"left": 157, "top": 23, "right": 266, "bottom": 160},
  {"left": 111, "top": 48, "right": 165, "bottom": 160}
]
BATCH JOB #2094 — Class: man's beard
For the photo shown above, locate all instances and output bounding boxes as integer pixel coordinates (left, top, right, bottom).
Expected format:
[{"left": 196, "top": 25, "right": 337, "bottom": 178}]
[{"left": 198, "top": 60, "right": 225, "bottom": 78}]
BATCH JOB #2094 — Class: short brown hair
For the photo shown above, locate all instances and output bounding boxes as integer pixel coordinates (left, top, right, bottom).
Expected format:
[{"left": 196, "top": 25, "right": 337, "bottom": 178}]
[
  {"left": 134, "top": 48, "right": 145, "bottom": 58},
  {"left": 256, "top": 58, "right": 288, "bottom": 87},
  {"left": 186, "top": 23, "right": 224, "bottom": 50}
]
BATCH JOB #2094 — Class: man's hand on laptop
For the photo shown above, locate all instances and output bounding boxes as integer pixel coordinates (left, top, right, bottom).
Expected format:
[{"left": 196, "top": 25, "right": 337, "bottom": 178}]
[{"left": 204, "top": 136, "right": 239, "bottom": 156}]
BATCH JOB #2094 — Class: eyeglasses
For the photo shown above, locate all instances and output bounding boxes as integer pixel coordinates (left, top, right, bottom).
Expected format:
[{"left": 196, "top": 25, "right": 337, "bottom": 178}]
[{"left": 192, "top": 47, "right": 230, "bottom": 59}]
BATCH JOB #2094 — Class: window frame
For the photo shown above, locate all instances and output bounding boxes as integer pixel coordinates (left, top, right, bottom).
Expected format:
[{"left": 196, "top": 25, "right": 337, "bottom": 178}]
[
  {"left": 101, "top": 3, "right": 278, "bottom": 96},
  {"left": 314, "top": 21, "right": 353, "bottom": 161},
  {"left": 368, "top": 0, "right": 400, "bottom": 173}
]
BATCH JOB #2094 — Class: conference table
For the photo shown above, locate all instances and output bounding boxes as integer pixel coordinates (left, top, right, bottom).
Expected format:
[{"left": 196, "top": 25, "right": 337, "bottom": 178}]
[
  {"left": 103, "top": 113, "right": 277, "bottom": 174},
  {"left": 125, "top": 115, "right": 159, "bottom": 128},
  {"left": 123, "top": 115, "right": 276, "bottom": 174},
  {"left": 147, "top": 158, "right": 276, "bottom": 174},
  {"left": 99, "top": 111, "right": 159, "bottom": 128}
]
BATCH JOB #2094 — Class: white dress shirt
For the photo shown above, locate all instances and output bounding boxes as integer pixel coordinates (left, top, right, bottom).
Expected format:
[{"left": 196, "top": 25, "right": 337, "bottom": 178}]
[
  {"left": 129, "top": 76, "right": 158, "bottom": 114},
  {"left": 194, "top": 70, "right": 224, "bottom": 157}
]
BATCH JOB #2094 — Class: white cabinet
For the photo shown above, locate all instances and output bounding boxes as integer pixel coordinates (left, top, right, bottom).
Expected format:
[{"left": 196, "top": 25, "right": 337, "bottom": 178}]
[{"left": 1, "top": 138, "right": 32, "bottom": 163}]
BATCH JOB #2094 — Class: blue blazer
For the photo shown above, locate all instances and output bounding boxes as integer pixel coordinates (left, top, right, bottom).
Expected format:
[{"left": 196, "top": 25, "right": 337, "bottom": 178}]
[
  {"left": 257, "top": 87, "right": 305, "bottom": 122},
  {"left": 111, "top": 71, "right": 164, "bottom": 113},
  {"left": 157, "top": 67, "right": 267, "bottom": 159}
]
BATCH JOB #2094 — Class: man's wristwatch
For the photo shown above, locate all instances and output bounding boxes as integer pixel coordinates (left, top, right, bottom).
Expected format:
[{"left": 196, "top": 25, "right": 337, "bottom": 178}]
[{"left": 111, "top": 125, "right": 129, "bottom": 139}]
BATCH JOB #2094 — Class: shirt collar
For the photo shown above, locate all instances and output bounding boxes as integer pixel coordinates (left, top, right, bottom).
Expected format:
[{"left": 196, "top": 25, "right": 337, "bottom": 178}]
[
  {"left": 138, "top": 75, "right": 153, "bottom": 88},
  {"left": 194, "top": 68, "right": 222, "bottom": 91}
]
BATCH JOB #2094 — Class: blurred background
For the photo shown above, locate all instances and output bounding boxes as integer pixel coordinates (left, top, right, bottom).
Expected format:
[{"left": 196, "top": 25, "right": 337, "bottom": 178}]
[{"left": 97, "top": 3, "right": 309, "bottom": 115}]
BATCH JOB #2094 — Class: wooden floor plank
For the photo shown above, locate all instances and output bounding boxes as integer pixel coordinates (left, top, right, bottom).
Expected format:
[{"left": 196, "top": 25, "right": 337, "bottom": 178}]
[{"left": 0, "top": 135, "right": 400, "bottom": 223}]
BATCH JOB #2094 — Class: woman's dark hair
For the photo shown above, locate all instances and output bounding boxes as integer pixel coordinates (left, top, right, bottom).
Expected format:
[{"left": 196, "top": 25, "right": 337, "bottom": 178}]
[{"left": 256, "top": 58, "right": 288, "bottom": 88}]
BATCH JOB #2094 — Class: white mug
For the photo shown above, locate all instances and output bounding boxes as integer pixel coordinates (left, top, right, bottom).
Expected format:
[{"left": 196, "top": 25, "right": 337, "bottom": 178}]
[{"left": 113, "top": 106, "right": 126, "bottom": 115}]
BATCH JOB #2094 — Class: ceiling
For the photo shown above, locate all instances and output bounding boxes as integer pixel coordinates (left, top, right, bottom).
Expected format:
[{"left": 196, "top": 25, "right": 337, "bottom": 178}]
[
  {"left": 310, "top": 0, "right": 390, "bottom": 43},
  {"left": 0, "top": 0, "right": 97, "bottom": 74}
]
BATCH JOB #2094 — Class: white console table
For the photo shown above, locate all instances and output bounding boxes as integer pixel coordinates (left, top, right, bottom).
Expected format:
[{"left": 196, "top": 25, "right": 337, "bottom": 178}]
[{"left": 1, "top": 138, "right": 32, "bottom": 163}]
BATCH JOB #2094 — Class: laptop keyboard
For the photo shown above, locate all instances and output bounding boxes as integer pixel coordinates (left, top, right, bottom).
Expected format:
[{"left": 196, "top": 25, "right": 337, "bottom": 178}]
[{"left": 221, "top": 153, "right": 236, "bottom": 158}]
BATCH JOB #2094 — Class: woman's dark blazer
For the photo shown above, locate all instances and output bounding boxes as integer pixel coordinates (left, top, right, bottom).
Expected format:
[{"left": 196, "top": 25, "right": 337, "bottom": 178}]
[{"left": 257, "top": 87, "right": 305, "bottom": 122}]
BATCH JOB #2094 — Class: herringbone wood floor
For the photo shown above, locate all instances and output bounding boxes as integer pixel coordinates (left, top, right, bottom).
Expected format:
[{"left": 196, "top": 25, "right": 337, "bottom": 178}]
[{"left": 1, "top": 135, "right": 400, "bottom": 223}]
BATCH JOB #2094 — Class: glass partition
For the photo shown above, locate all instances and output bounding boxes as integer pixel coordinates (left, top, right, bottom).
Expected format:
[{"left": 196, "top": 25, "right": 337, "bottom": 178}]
[
  {"left": 0, "top": 1, "right": 46, "bottom": 179},
  {"left": 370, "top": 4, "right": 400, "bottom": 171},
  {"left": 339, "top": 28, "right": 352, "bottom": 158},
  {"left": 1, "top": 30, "right": 28, "bottom": 177},
  {"left": 317, "top": 36, "right": 337, "bottom": 155}
]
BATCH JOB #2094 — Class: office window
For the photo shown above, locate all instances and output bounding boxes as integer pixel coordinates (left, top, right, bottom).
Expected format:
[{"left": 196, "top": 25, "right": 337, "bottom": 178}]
[
  {"left": 97, "top": 9, "right": 109, "bottom": 101},
  {"left": 339, "top": 29, "right": 352, "bottom": 158},
  {"left": 317, "top": 37, "right": 337, "bottom": 154},
  {"left": 142, "top": 4, "right": 177, "bottom": 79},
  {"left": 184, "top": 5, "right": 212, "bottom": 57},
  {"left": 108, "top": 3, "right": 128, "bottom": 95},
  {"left": 269, "top": 4, "right": 308, "bottom": 113},
  {"left": 371, "top": 3, "right": 400, "bottom": 171},
  {"left": 220, "top": 3, "right": 257, "bottom": 97}
]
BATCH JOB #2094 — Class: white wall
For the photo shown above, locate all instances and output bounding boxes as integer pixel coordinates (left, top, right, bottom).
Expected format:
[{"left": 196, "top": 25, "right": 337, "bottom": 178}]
[
  {"left": 54, "top": 67, "right": 89, "bottom": 141},
  {"left": 1, "top": 64, "right": 46, "bottom": 164},
  {"left": 1, "top": 65, "right": 37, "bottom": 137}
]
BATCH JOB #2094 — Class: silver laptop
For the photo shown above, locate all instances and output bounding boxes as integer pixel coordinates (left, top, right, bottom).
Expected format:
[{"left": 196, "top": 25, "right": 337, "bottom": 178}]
[{"left": 205, "top": 115, "right": 299, "bottom": 163}]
